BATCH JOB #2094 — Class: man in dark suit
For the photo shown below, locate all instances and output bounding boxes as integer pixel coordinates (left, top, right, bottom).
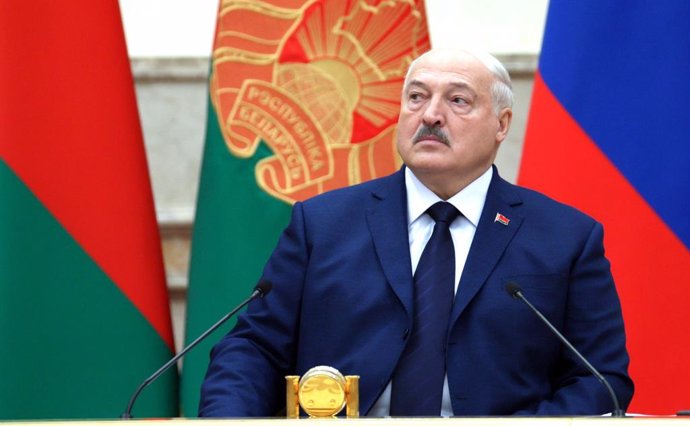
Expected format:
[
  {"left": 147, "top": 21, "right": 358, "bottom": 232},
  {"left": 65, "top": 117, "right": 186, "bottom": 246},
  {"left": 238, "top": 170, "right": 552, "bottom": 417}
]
[{"left": 199, "top": 48, "right": 634, "bottom": 417}]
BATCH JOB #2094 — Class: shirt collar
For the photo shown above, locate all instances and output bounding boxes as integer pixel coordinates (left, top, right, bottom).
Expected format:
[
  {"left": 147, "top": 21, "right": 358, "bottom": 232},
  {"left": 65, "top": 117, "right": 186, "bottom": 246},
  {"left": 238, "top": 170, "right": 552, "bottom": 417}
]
[{"left": 405, "top": 166, "right": 493, "bottom": 227}]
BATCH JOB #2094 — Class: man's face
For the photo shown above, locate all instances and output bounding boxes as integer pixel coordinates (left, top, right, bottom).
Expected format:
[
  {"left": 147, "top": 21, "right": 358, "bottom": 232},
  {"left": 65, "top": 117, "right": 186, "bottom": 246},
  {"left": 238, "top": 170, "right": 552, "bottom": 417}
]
[{"left": 396, "top": 50, "right": 511, "bottom": 196}]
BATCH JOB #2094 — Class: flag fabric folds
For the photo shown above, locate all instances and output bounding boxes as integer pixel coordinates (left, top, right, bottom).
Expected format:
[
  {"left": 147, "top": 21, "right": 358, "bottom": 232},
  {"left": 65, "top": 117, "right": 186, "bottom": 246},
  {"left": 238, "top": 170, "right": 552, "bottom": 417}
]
[
  {"left": 0, "top": 1, "right": 178, "bottom": 419},
  {"left": 181, "top": 0, "right": 430, "bottom": 415},
  {"left": 519, "top": 0, "right": 690, "bottom": 414}
]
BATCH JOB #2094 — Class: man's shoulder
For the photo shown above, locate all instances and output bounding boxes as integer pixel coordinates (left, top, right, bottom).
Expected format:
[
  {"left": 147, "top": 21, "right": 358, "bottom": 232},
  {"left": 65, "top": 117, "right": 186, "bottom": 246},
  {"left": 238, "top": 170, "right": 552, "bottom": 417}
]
[
  {"left": 301, "top": 169, "right": 404, "bottom": 207},
  {"left": 496, "top": 176, "right": 599, "bottom": 228}
]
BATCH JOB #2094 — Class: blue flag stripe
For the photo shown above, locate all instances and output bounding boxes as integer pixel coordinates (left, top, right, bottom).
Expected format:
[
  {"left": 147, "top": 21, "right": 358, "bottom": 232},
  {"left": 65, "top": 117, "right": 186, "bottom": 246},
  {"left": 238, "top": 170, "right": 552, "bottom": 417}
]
[{"left": 538, "top": 0, "right": 690, "bottom": 249}]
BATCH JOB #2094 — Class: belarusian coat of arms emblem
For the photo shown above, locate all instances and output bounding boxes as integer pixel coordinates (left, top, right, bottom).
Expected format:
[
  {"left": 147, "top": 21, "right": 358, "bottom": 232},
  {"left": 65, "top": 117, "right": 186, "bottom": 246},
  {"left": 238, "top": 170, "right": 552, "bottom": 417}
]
[{"left": 211, "top": 0, "right": 430, "bottom": 204}]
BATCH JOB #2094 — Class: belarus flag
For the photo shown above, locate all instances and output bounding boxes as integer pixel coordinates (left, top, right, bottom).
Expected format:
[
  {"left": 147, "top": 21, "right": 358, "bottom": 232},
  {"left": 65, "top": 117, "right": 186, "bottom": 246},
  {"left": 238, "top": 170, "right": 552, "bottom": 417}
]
[
  {"left": 519, "top": 0, "right": 690, "bottom": 415},
  {"left": 0, "top": 0, "right": 178, "bottom": 419}
]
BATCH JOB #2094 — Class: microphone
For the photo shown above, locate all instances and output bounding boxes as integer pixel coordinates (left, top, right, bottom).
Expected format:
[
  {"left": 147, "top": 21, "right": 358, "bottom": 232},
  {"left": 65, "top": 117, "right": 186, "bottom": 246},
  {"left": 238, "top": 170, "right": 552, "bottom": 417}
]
[
  {"left": 504, "top": 281, "right": 625, "bottom": 417},
  {"left": 121, "top": 280, "right": 273, "bottom": 419}
]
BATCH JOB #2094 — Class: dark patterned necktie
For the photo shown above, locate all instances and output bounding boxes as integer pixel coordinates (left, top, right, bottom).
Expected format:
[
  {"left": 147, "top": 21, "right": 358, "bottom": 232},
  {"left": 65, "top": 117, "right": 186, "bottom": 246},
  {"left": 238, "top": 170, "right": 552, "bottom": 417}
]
[{"left": 390, "top": 201, "right": 459, "bottom": 416}]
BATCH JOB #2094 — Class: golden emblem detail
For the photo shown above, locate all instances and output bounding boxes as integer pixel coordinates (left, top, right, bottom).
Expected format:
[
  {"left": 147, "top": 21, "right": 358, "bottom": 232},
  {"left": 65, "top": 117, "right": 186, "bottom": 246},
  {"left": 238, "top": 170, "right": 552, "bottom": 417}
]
[
  {"left": 286, "top": 366, "right": 360, "bottom": 418},
  {"left": 211, "top": 0, "right": 430, "bottom": 204}
]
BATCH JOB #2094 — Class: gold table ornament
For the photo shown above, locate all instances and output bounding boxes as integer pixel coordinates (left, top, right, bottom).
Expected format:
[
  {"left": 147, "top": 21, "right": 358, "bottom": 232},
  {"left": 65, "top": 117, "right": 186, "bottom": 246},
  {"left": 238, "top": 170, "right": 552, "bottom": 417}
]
[{"left": 286, "top": 366, "right": 359, "bottom": 418}]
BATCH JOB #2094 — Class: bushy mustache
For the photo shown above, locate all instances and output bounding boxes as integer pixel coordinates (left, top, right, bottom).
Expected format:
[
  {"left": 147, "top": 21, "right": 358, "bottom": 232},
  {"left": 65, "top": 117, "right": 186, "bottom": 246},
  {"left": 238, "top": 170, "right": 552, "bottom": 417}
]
[{"left": 413, "top": 125, "right": 450, "bottom": 146}]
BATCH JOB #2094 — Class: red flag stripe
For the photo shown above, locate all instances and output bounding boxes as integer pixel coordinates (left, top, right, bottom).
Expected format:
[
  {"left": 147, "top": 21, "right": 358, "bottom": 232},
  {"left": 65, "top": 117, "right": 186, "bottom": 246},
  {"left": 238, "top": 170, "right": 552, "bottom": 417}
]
[{"left": 0, "top": 1, "right": 173, "bottom": 350}]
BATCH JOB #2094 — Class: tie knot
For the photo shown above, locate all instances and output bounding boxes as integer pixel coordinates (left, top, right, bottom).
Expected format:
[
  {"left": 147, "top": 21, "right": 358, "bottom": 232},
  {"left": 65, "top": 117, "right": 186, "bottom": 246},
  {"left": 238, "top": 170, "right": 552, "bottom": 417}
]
[{"left": 427, "top": 201, "right": 460, "bottom": 224}]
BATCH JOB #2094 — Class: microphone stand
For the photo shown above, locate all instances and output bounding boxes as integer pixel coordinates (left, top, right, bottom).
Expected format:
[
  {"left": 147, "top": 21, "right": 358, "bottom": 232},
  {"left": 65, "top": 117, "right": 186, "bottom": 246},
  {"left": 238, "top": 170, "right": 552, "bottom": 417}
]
[
  {"left": 121, "top": 282, "right": 271, "bottom": 419},
  {"left": 505, "top": 282, "right": 625, "bottom": 417}
]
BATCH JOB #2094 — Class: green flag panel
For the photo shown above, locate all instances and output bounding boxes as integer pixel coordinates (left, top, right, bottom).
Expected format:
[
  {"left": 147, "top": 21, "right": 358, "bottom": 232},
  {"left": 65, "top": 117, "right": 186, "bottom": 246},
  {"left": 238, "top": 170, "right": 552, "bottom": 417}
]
[
  {"left": 0, "top": 161, "right": 178, "bottom": 419},
  {"left": 181, "top": 102, "right": 291, "bottom": 416}
]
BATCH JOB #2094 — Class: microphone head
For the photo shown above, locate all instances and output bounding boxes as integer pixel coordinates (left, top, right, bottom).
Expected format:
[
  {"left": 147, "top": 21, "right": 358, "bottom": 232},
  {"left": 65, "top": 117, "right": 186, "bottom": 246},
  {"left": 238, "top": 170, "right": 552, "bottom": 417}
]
[
  {"left": 504, "top": 281, "right": 522, "bottom": 299},
  {"left": 254, "top": 280, "right": 273, "bottom": 297}
]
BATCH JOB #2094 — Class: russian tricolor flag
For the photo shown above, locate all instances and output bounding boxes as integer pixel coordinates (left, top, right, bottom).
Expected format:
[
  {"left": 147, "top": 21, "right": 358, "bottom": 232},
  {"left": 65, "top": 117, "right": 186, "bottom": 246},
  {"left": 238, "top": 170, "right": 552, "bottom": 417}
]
[{"left": 519, "top": 0, "right": 690, "bottom": 415}]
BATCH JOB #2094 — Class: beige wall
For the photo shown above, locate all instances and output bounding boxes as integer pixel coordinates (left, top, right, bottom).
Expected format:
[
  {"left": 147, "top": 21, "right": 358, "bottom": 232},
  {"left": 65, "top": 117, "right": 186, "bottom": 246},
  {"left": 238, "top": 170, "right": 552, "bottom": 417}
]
[{"left": 120, "top": 0, "right": 548, "bottom": 57}]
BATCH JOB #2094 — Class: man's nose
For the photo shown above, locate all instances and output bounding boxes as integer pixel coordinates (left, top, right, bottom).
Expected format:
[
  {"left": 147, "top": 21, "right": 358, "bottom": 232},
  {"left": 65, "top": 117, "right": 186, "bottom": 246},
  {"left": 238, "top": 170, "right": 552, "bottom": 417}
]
[{"left": 421, "top": 96, "right": 445, "bottom": 127}]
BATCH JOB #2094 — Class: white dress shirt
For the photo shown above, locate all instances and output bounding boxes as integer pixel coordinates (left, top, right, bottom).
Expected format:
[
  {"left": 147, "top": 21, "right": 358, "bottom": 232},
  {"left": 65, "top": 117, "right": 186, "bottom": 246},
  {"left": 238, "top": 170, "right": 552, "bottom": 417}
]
[{"left": 367, "top": 166, "right": 493, "bottom": 417}]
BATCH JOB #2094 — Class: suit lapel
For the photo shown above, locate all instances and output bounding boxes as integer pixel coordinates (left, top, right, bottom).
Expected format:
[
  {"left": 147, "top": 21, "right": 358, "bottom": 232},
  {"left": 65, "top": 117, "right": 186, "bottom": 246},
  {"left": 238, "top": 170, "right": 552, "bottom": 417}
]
[
  {"left": 366, "top": 169, "right": 414, "bottom": 318},
  {"left": 450, "top": 169, "right": 523, "bottom": 324}
]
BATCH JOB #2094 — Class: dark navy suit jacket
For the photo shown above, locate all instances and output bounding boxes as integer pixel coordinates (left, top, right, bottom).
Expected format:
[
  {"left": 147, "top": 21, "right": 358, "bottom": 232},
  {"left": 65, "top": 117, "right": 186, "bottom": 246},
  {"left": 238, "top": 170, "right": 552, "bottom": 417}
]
[{"left": 199, "top": 166, "right": 633, "bottom": 417}]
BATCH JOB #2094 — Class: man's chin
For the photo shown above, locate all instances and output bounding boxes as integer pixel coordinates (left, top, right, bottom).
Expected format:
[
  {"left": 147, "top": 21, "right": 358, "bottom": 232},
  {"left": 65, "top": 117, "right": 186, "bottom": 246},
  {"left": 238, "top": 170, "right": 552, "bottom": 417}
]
[{"left": 405, "top": 159, "right": 455, "bottom": 176}]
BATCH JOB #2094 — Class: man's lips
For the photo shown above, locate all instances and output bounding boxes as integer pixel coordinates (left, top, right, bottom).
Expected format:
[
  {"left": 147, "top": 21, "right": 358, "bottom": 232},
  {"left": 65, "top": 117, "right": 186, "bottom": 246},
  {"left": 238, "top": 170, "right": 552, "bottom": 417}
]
[{"left": 414, "top": 135, "right": 449, "bottom": 146}]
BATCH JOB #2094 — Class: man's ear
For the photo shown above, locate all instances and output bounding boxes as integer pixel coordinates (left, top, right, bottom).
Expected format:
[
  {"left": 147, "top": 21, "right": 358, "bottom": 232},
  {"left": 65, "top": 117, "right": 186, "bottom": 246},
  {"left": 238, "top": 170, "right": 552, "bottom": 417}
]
[{"left": 496, "top": 108, "right": 513, "bottom": 143}]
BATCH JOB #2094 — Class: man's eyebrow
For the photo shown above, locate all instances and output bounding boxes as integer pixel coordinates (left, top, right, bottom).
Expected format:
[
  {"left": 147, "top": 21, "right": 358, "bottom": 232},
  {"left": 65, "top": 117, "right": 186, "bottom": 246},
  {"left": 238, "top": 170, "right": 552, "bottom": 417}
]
[
  {"left": 404, "top": 79, "right": 474, "bottom": 93},
  {"left": 405, "top": 79, "right": 427, "bottom": 90}
]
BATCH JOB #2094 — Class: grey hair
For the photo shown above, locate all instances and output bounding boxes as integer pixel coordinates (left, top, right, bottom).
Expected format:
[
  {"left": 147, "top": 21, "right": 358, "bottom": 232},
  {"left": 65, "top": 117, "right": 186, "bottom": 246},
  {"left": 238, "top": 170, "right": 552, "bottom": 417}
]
[
  {"left": 474, "top": 50, "right": 514, "bottom": 114},
  {"left": 404, "top": 48, "right": 514, "bottom": 115}
]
